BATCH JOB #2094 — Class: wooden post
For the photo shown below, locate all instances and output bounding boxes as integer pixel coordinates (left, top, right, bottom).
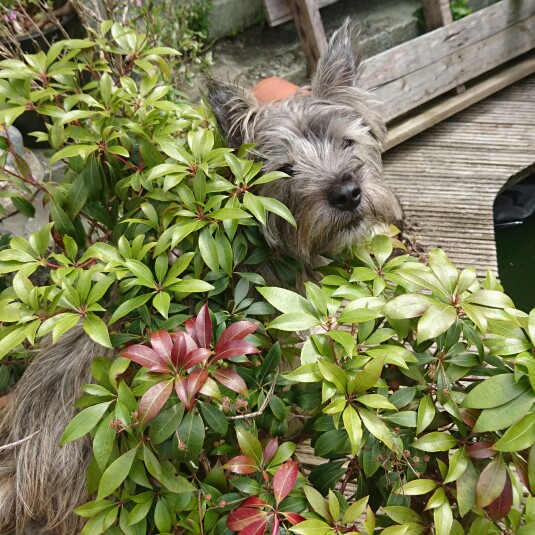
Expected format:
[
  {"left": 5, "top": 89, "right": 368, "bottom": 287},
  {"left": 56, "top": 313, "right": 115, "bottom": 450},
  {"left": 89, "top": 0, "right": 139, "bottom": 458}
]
[
  {"left": 288, "top": 0, "right": 328, "bottom": 74},
  {"left": 421, "top": 0, "right": 465, "bottom": 94},
  {"left": 421, "top": 0, "right": 452, "bottom": 30}
]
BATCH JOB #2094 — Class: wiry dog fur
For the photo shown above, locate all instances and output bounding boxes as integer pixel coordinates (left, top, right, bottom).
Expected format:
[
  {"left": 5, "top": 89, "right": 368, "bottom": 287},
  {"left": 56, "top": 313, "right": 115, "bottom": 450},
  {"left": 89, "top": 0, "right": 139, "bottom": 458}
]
[
  {"left": 0, "top": 328, "right": 113, "bottom": 534},
  {"left": 206, "top": 22, "right": 403, "bottom": 272},
  {"left": 0, "top": 22, "right": 403, "bottom": 534}
]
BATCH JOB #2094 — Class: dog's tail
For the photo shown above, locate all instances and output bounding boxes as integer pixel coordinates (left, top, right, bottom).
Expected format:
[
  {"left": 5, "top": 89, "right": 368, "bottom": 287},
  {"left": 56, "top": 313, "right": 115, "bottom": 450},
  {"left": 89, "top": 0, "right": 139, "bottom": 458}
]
[{"left": 0, "top": 326, "right": 113, "bottom": 534}]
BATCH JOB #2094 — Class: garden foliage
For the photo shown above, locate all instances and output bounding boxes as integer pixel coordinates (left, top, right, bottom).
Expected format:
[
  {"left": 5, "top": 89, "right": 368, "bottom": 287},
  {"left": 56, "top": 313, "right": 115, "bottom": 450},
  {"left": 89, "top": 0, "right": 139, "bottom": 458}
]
[{"left": 1, "top": 24, "right": 535, "bottom": 535}]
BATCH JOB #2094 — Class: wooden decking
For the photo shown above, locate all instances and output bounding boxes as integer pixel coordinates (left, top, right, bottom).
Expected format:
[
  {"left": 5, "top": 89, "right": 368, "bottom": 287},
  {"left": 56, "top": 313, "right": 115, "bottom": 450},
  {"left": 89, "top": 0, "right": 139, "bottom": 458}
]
[{"left": 383, "top": 74, "right": 535, "bottom": 275}]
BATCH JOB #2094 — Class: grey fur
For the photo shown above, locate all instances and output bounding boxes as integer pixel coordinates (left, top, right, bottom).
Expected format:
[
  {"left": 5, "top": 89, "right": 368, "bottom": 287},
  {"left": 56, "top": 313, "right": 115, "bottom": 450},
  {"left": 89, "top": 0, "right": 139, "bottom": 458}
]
[
  {"left": 0, "top": 327, "right": 113, "bottom": 534},
  {"left": 206, "top": 21, "right": 403, "bottom": 270}
]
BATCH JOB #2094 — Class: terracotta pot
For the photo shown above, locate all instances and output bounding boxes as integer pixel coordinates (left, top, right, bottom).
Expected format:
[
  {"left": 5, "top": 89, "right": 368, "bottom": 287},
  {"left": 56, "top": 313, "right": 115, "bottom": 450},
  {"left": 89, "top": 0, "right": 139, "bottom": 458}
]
[{"left": 252, "top": 76, "right": 309, "bottom": 105}]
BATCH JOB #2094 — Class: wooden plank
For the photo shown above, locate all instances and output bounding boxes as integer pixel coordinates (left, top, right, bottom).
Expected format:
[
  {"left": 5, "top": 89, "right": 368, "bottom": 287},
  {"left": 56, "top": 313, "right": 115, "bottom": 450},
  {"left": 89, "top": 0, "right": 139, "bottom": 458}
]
[
  {"left": 382, "top": 75, "right": 535, "bottom": 276},
  {"left": 360, "top": 0, "right": 535, "bottom": 121},
  {"left": 263, "top": 0, "right": 337, "bottom": 27},
  {"left": 289, "top": 0, "right": 328, "bottom": 74},
  {"left": 421, "top": 0, "right": 452, "bottom": 30},
  {"left": 384, "top": 54, "right": 535, "bottom": 149}
]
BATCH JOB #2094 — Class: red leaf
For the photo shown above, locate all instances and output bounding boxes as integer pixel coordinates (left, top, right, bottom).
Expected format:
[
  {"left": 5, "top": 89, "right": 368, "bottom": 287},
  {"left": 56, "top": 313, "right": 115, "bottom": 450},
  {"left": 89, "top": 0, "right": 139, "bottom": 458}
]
[
  {"left": 186, "top": 369, "right": 209, "bottom": 400},
  {"left": 224, "top": 455, "right": 258, "bottom": 474},
  {"left": 211, "top": 369, "right": 248, "bottom": 394},
  {"left": 227, "top": 508, "right": 268, "bottom": 531},
  {"left": 150, "top": 330, "right": 173, "bottom": 364},
  {"left": 241, "top": 497, "right": 268, "bottom": 508},
  {"left": 185, "top": 317, "right": 199, "bottom": 345},
  {"left": 238, "top": 517, "right": 269, "bottom": 535},
  {"left": 486, "top": 472, "right": 513, "bottom": 520},
  {"left": 468, "top": 441, "right": 496, "bottom": 459},
  {"left": 174, "top": 377, "right": 189, "bottom": 408},
  {"left": 139, "top": 380, "right": 173, "bottom": 423},
  {"left": 213, "top": 340, "right": 260, "bottom": 362},
  {"left": 181, "top": 348, "right": 212, "bottom": 371},
  {"left": 172, "top": 331, "right": 199, "bottom": 368},
  {"left": 270, "top": 515, "right": 280, "bottom": 535},
  {"left": 273, "top": 461, "right": 298, "bottom": 505},
  {"left": 281, "top": 512, "right": 306, "bottom": 525},
  {"left": 263, "top": 438, "right": 278, "bottom": 463},
  {"left": 196, "top": 303, "right": 212, "bottom": 349},
  {"left": 120, "top": 344, "right": 169, "bottom": 371},
  {"left": 215, "top": 321, "right": 258, "bottom": 351}
]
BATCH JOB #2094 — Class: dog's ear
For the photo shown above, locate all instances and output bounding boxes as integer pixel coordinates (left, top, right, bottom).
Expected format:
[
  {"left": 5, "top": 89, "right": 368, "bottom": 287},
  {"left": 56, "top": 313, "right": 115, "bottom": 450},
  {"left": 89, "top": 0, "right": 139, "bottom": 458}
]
[
  {"left": 204, "top": 78, "right": 258, "bottom": 148},
  {"left": 311, "top": 20, "right": 361, "bottom": 97}
]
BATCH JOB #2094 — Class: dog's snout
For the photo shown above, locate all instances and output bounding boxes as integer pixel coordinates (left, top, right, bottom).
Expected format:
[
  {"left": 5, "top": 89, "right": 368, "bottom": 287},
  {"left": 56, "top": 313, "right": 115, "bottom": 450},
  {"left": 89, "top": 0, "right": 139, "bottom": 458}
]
[{"left": 328, "top": 182, "right": 362, "bottom": 211}]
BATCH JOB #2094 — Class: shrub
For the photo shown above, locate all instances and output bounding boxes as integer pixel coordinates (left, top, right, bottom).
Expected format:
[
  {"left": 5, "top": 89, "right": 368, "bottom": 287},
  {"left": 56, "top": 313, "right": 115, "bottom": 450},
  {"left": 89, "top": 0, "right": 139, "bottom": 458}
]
[{"left": 1, "top": 25, "right": 535, "bottom": 535}]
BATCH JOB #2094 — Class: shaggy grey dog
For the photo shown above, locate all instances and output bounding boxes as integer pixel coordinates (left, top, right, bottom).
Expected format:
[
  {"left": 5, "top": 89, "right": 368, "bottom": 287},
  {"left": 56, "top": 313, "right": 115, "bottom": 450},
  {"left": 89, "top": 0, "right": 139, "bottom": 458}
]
[
  {"left": 0, "top": 22, "right": 402, "bottom": 534},
  {"left": 206, "top": 22, "right": 403, "bottom": 273}
]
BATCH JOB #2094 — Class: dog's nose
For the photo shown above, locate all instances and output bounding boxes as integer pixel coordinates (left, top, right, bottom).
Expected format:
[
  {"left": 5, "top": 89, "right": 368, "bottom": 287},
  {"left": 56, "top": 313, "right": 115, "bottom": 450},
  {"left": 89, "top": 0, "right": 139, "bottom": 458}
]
[{"left": 328, "top": 182, "right": 362, "bottom": 211}]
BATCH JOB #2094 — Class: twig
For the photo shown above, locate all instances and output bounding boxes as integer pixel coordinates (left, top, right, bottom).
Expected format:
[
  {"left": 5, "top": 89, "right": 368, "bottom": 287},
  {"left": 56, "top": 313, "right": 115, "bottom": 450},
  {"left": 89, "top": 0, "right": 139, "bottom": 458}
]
[
  {"left": 0, "top": 430, "right": 41, "bottom": 451},
  {"left": 227, "top": 378, "right": 277, "bottom": 421}
]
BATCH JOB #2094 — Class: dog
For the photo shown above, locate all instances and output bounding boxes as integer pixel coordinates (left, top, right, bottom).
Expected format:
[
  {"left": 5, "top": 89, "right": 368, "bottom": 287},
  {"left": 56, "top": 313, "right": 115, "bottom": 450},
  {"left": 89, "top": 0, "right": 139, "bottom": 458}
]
[{"left": 0, "top": 21, "right": 402, "bottom": 534}]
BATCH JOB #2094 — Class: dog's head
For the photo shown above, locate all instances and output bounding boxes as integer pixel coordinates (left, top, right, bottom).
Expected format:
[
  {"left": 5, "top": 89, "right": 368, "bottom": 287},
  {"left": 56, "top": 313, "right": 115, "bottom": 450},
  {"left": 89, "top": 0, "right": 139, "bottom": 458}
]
[{"left": 206, "top": 22, "right": 403, "bottom": 267}]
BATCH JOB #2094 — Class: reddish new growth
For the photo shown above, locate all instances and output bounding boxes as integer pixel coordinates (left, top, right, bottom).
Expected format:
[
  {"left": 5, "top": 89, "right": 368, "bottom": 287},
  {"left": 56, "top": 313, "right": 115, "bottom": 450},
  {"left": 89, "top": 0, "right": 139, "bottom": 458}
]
[{"left": 120, "top": 303, "right": 259, "bottom": 422}]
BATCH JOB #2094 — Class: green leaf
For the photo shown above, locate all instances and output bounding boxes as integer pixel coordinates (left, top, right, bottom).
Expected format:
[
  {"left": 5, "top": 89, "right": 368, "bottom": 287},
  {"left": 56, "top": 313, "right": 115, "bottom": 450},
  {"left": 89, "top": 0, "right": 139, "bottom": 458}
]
[
  {"left": 258, "top": 287, "right": 316, "bottom": 315},
  {"left": 444, "top": 446, "right": 468, "bottom": 484},
  {"left": 175, "top": 410, "right": 205, "bottom": 461},
  {"left": 371, "top": 234, "right": 393, "bottom": 266},
  {"left": 60, "top": 401, "right": 112, "bottom": 445},
  {"left": 199, "top": 402, "right": 228, "bottom": 436},
  {"left": 149, "top": 402, "right": 185, "bottom": 445},
  {"left": 417, "top": 395, "right": 435, "bottom": 434},
  {"left": 462, "top": 374, "right": 528, "bottom": 409},
  {"left": 474, "top": 390, "right": 535, "bottom": 432},
  {"left": 93, "top": 412, "right": 116, "bottom": 471},
  {"left": 412, "top": 432, "right": 458, "bottom": 452},
  {"left": 428, "top": 248, "right": 458, "bottom": 294},
  {"left": 108, "top": 293, "right": 153, "bottom": 325},
  {"left": 494, "top": 412, "right": 535, "bottom": 452},
  {"left": 318, "top": 360, "right": 347, "bottom": 392},
  {"left": 268, "top": 312, "right": 321, "bottom": 331},
  {"left": 126, "top": 497, "right": 154, "bottom": 527},
  {"left": 342, "top": 496, "right": 369, "bottom": 524},
  {"left": 257, "top": 195, "right": 297, "bottom": 227},
  {"left": 338, "top": 302, "right": 381, "bottom": 324},
  {"left": 97, "top": 447, "right": 138, "bottom": 499},
  {"left": 350, "top": 355, "right": 386, "bottom": 393},
  {"left": 394, "top": 479, "right": 438, "bottom": 495},
  {"left": 343, "top": 405, "right": 362, "bottom": 454},
  {"left": 289, "top": 519, "right": 331, "bottom": 535},
  {"left": 236, "top": 428, "right": 262, "bottom": 467},
  {"left": 476, "top": 455, "right": 506, "bottom": 508},
  {"left": 383, "top": 293, "right": 435, "bottom": 320},
  {"left": 417, "top": 303, "right": 457, "bottom": 343},
  {"left": 124, "top": 259, "right": 156, "bottom": 288},
  {"left": 457, "top": 459, "right": 477, "bottom": 517},
  {"left": 302, "top": 485, "right": 330, "bottom": 520},
  {"left": 464, "top": 289, "right": 514, "bottom": 309},
  {"left": 358, "top": 407, "right": 393, "bottom": 448},
  {"left": 83, "top": 313, "right": 112, "bottom": 348},
  {"left": 433, "top": 501, "right": 453, "bottom": 535},
  {"left": 152, "top": 291, "right": 171, "bottom": 319},
  {"left": 198, "top": 227, "right": 219, "bottom": 274}
]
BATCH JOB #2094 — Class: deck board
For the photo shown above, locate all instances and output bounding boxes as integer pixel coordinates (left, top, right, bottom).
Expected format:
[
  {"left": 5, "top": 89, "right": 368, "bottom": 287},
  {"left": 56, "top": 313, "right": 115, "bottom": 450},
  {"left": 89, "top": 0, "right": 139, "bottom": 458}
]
[{"left": 383, "top": 74, "right": 535, "bottom": 276}]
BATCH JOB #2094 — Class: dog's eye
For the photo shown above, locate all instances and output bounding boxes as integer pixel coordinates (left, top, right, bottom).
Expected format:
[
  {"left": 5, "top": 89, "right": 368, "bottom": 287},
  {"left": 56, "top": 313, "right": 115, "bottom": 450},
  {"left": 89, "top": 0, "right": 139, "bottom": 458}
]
[
  {"left": 341, "top": 139, "right": 354, "bottom": 149},
  {"left": 279, "top": 165, "right": 293, "bottom": 176}
]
